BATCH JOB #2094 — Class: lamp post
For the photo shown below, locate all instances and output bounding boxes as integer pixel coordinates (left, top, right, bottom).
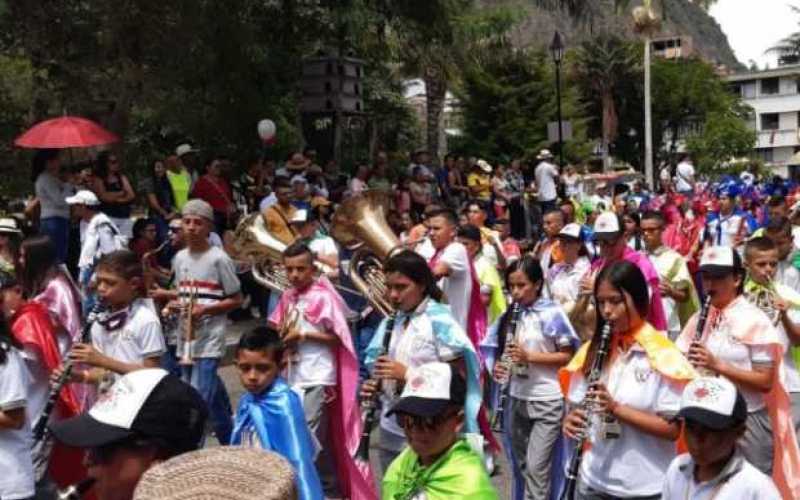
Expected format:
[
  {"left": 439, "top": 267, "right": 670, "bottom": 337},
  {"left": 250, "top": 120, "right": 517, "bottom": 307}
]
[{"left": 550, "top": 31, "right": 565, "bottom": 168}]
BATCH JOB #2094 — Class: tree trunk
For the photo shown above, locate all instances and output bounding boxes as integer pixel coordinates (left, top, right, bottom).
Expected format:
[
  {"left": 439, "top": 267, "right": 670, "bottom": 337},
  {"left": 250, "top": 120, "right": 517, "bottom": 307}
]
[
  {"left": 424, "top": 70, "right": 447, "bottom": 163},
  {"left": 601, "top": 90, "right": 618, "bottom": 171}
]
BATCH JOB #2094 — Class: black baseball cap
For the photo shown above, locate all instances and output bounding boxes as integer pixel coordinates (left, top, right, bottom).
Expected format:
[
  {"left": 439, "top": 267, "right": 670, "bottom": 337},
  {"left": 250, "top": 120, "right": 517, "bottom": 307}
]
[{"left": 50, "top": 369, "right": 207, "bottom": 453}]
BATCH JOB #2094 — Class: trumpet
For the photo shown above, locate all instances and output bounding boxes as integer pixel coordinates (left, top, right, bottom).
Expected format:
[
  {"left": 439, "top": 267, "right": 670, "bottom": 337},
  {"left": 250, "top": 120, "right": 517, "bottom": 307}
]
[
  {"left": 279, "top": 306, "right": 301, "bottom": 380},
  {"left": 178, "top": 280, "right": 199, "bottom": 366},
  {"left": 492, "top": 303, "right": 522, "bottom": 432},
  {"left": 561, "top": 323, "right": 613, "bottom": 500}
]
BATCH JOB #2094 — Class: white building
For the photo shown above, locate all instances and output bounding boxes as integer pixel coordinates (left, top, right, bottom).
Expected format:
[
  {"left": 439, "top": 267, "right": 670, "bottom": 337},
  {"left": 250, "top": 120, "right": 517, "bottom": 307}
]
[{"left": 727, "top": 65, "right": 800, "bottom": 179}]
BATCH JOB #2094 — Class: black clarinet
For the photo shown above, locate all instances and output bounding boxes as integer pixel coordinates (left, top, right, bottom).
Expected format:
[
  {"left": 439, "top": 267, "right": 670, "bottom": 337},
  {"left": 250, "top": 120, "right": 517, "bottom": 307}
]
[
  {"left": 32, "top": 303, "right": 105, "bottom": 443},
  {"left": 355, "top": 312, "right": 396, "bottom": 461},
  {"left": 693, "top": 295, "right": 713, "bottom": 343},
  {"left": 561, "top": 323, "right": 613, "bottom": 500},
  {"left": 491, "top": 302, "right": 521, "bottom": 432}
]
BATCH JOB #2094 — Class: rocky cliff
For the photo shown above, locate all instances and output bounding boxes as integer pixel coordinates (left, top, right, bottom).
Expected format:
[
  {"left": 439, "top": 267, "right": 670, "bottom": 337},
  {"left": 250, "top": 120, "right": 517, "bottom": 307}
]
[{"left": 483, "top": 0, "right": 742, "bottom": 70}]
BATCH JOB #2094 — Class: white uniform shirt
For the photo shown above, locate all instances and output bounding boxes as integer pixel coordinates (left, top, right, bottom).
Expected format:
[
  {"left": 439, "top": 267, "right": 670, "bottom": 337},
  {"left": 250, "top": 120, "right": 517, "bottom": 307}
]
[
  {"left": 91, "top": 299, "right": 166, "bottom": 380},
  {"left": 705, "top": 214, "right": 746, "bottom": 248},
  {"left": 379, "top": 302, "right": 463, "bottom": 436},
  {"left": 509, "top": 308, "right": 572, "bottom": 401},
  {"left": 662, "top": 452, "right": 780, "bottom": 500},
  {"left": 78, "top": 212, "right": 122, "bottom": 270},
  {"left": 0, "top": 347, "right": 35, "bottom": 500},
  {"left": 776, "top": 257, "right": 800, "bottom": 291},
  {"left": 435, "top": 242, "right": 473, "bottom": 333},
  {"left": 778, "top": 310, "right": 800, "bottom": 393},
  {"left": 568, "top": 346, "right": 685, "bottom": 498},
  {"left": 647, "top": 246, "right": 692, "bottom": 340},
  {"left": 546, "top": 257, "right": 590, "bottom": 312},
  {"left": 288, "top": 296, "right": 337, "bottom": 389}
]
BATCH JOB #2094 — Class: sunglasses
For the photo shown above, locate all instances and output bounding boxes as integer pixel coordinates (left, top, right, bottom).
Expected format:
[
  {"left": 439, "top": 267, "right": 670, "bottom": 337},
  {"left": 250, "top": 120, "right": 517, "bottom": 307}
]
[{"left": 397, "top": 409, "right": 460, "bottom": 431}]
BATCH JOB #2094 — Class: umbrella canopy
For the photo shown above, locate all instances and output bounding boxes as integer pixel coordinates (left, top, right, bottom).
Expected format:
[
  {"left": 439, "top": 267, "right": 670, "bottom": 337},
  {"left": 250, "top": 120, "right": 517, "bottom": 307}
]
[{"left": 14, "top": 116, "right": 119, "bottom": 149}]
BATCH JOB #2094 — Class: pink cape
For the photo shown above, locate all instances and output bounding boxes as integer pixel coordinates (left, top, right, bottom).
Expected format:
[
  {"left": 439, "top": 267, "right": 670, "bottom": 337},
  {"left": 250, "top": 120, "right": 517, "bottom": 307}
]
[
  {"left": 677, "top": 297, "right": 800, "bottom": 499},
  {"left": 269, "top": 277, "right": 378, "bottom": 500},
  {"left": 591, "top": 247, "right": 668, "bottom": 331}
]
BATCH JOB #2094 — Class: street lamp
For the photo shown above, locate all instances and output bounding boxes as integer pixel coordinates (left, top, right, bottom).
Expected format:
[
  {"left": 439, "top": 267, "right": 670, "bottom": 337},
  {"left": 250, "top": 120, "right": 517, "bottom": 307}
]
[{"left": 550, "top": 31, "right": 565, "bottom": 168}]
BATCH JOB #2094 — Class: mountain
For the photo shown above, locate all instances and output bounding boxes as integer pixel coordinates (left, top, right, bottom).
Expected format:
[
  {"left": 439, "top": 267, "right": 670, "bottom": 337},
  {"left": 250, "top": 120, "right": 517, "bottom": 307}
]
[{"left": 483, "top": 0, "right": 742, "bottom": 70}]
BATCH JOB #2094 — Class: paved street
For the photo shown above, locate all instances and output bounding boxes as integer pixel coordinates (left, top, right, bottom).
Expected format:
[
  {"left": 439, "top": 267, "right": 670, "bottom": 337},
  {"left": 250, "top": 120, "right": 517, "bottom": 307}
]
[{"left": 213, "top": 318, "right": 513, "bottom": 498}]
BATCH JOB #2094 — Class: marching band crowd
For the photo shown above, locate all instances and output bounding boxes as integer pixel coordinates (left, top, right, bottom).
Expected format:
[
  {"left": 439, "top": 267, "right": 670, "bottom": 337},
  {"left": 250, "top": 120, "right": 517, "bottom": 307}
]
[{"left": 2, "top": 145, "right": 800, "bottom": 500}]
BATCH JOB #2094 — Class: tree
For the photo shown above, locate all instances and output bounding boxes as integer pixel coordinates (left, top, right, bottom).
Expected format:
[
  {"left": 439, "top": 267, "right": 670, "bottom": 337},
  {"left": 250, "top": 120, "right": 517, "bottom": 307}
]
[
  {"left": 455, "top": 47, "right": 590, "bottom": 161},
  {"left": 684, "top": 106, "right": 756, "bottom": 175},
  {"left": 573, "top": 35, "right": 641, "bottom": 169}
]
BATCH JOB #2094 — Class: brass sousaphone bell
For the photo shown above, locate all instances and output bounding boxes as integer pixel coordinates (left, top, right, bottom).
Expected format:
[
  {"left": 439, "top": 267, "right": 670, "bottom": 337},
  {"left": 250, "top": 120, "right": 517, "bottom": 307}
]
[
  {"left": 330, "top": 190, "right": 400, "bottom": 316},
  {"left": 231, "top": 212, "right": 292, "bottom": 292}
]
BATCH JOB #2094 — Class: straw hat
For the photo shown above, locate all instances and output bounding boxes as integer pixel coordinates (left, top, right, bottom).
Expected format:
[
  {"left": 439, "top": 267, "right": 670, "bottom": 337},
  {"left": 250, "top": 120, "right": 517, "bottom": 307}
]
[
  {"left": 132, "top": 447, "right": 296, "bottom": 500},
  {"left": 286, "top": 153, "right": 310, "bottom": 172}
]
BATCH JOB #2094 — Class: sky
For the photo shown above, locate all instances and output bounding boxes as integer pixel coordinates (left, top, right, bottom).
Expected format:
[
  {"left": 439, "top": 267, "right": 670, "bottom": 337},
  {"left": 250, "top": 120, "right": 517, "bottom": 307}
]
[{"left": 709, "top": 0, "right": 799, "bottom": 68}]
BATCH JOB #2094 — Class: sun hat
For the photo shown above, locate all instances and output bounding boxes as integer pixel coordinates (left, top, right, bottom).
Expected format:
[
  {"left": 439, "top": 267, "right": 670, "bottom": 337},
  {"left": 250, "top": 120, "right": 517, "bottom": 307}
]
[
  {"left": 182, "top": 199, "right": 214, "bottom": 221},
  {"left": 476, "top": 159, "right": 492, "bottom": 174},
  {"left": 286, "top": 153, "right": 310, "bottom": 172},
  {"left": 536, "top": 149, "right": 554, "bottom": 160},
  {"left": 0, "top": 217, "right": 22, "bottom": 234},
  {"left": 175, "top": 144, "right": 199, "bottom": 157},
  {"left": 49, "top": 369, "right": 207, "bottom": 453},
  {"left": 133, "top": 447, "right": 295, "bottom": 500},
  {"left": 677, "top": 376, "right": 747, "bottom": 430},
  {"left": 387, "top": 362, "right": 466, "bottom": 418},
  {"left": 592, "top": 212, "right": 622, "bottom": 241},
  {"left": 65, "top": 190, "right": 100, "bottom": 206}
]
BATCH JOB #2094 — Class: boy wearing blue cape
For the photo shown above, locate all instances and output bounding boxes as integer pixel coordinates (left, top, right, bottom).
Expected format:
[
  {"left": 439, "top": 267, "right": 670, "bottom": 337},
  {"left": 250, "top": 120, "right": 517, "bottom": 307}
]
[{"left": 230, "top": 327, "right": 324, "bottom": 500}]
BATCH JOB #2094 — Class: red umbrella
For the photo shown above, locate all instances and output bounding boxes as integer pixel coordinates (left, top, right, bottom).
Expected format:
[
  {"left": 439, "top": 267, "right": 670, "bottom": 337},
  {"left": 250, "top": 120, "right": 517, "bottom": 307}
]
[{"left": 14, "top": 115, "right": 119, "bottom": 149}]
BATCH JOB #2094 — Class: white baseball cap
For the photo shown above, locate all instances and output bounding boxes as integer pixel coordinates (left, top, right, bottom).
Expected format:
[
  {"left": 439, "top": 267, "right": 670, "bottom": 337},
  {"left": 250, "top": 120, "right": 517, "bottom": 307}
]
[
  {"left": 387, "top": 362, "right": 466, "bottom": 417},
  {"left": 175, "top": 143, "right": 199, "bottom": 157},
  {"left": 699, "top": 246, "right": 741, "bottom": 276},
  {"left": 557, "top": 223, "right": 583, "bottom": 240},
  {"left": 0, "top": 217, "right": 21, "bottom": 234},
  {"left": 677, "top": 376, "right": 746, "bottom": 430},
  {"left": 50, "top": 369, "right": 207, "bottom": 452},
  {"left": 593, "top": 211, "right": 621, "bottom": 241},
  {"left": 65, "top": 190, "right": 100, "bottom": 206},
  {"left": 290, "top": 174, "right": 308, "bottom": 185}
]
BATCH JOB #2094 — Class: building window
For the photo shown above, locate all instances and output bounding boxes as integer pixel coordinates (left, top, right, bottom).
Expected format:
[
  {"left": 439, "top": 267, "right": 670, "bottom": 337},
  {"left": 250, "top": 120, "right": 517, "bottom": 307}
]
[
  {"left": 755, "top": 148, "right": 774, "bottom": 163},
  {"left": 740, "top": 81, "right": 757, "bottom": 99},
  {"left": 761, "top": 77, "right": 780, "bottom": 95},
  {"left": 761, "top": 113, "right": 780, "bottom": 130}
]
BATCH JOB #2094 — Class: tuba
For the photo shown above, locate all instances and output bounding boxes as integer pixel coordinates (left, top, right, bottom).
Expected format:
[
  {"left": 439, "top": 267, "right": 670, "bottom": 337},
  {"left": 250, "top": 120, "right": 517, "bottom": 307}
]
[
  {"left": 330, "top": 190, "right": 400, "bottom": 317},
  {"left": 231, "top": 213, "right": 292, "bottom": 292}
]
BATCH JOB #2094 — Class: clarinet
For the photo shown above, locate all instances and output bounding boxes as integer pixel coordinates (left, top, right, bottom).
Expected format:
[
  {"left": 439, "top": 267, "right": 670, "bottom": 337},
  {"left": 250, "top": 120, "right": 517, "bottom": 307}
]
[
  {"left": 57, "top": 478, "right": 96, "bottom": 500},
  {"left": 693, "top": 295, "right": 712, "bottom": 343},
  {"left": 491, "top": 302, "right": 522, "bottom": 432},
  {"left": 355, "top": 311, "right": 396, "bottom": 461},
  {"left": 31, "top": 303, "right": 105, "bottom": 444},
  {"left": 561, "top": 323, "right": 613, "bottom": 500}
]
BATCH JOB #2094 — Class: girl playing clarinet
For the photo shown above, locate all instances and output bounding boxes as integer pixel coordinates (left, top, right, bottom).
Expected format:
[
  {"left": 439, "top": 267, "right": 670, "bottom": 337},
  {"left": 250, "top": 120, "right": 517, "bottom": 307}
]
[
  {"left": 481, "top": 256, "right": 579, "bottom": 500},
  {"left": 562, "top": 261, "right": 695, "bottom": 499}
]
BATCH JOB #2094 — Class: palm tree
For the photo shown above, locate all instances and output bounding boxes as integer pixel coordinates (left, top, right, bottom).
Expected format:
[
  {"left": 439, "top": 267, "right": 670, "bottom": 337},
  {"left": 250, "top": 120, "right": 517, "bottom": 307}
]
[
  {"left": 575, "top": 35, "right": 641, "bottom": 169},
  {"left": 767, "top": 6, "right": 800, "bottom": 66}
]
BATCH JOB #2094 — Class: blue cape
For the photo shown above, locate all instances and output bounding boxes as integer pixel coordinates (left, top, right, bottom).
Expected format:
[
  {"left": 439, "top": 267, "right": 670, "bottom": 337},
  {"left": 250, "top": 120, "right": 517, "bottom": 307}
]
[{"left": 231, "top": 377, "right": 324, "bottom": 500}]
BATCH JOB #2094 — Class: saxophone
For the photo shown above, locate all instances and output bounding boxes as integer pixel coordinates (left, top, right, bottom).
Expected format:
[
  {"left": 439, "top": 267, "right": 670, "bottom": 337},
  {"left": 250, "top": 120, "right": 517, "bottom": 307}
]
[
  {"left": 560, "top": 323, "right": 613, "bottom": 500},
  {"left": 491, "top": 303, "right": 521, "bottom": 432}
]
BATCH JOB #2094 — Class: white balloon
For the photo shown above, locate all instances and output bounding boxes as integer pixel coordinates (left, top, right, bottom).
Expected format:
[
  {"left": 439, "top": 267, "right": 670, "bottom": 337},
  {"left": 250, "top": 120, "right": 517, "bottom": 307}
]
[{"left": 257, "top": 119, "right": 276, "bottom": 141}]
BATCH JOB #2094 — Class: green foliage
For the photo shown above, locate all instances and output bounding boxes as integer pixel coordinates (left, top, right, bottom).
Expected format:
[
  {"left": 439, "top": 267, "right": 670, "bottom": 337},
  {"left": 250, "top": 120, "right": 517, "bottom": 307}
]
[
  {"left": 454, "top": 47, "right": 590, "bottom": 161},
  {"left": 684, "top": 106, "right": 757, "bottom": 175}
]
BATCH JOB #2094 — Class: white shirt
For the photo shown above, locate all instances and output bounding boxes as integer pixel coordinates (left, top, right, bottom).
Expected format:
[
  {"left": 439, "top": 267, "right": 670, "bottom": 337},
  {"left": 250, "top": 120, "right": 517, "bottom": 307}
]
[
  {"left": 778, "top": 311, "right": 800, "bottom": 393},
  {"left": 0, "top": 347, "right": 35, "bottom": 500},
  {"left": 19, "top": 348, "right": 48, "bottom": 428},
  {"left": 546, "top": 257, "right": 591, "bottom": 312},
  {"left": 91, "top": 299, "right": 166, "bottom": 380},
  {"left": 535, "top": 161, "right": 559, "bottom": 202},
  {"left": 647, "top": 246, "right": 692, "bottom": 340},
  {"left": 662, "top": 452, "right": 780, "bottom": 500},
  {"left": 435, "top": 242, "right": 473, "bottom": 333},
  {"left": 509, "top": 308, "right": 572, "bottom": 401},
  {"left": 705, "top": 214, "right": 746, "bottom": 248},
  {"left": 568, "top": 346, "right": 685, "bottom": 498},
  {"left": 288, "top": 297, "right": 337, "bottom": 389},
  {"left": 309, "top": 236, "right": 338, "bottom": 261},
  {"left": 776, "top": 257, "right": 800, "bottom": 291},
  {"left": 675, "top": 161, "right": 695, "bottom": 192},
  {"left": 78, "top": 212, "right": 123, "bottom": 270},
  {"left": 379, "top": 301, "right": 463, "bottom": 436}
]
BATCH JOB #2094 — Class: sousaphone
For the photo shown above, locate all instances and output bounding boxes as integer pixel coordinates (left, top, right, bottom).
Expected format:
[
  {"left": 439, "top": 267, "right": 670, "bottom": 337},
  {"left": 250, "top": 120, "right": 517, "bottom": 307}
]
[{"left": 330, "top": 190, "right": 400, "bottom": 316}]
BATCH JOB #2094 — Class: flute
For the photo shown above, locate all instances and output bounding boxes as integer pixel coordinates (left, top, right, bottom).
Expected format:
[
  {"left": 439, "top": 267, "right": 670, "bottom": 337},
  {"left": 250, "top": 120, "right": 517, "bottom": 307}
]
[
  {"left": 32, "top": 303, "right": 106, "bottom": 444},
  {"left": 355, "top": 312, "right": 396, "bottom": 461},
  {"left": 491, "top": 303, "right": 521, "bottom": 432},
  {"left": 561, "top": 323, "right": 613, "bottom": 500}
]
